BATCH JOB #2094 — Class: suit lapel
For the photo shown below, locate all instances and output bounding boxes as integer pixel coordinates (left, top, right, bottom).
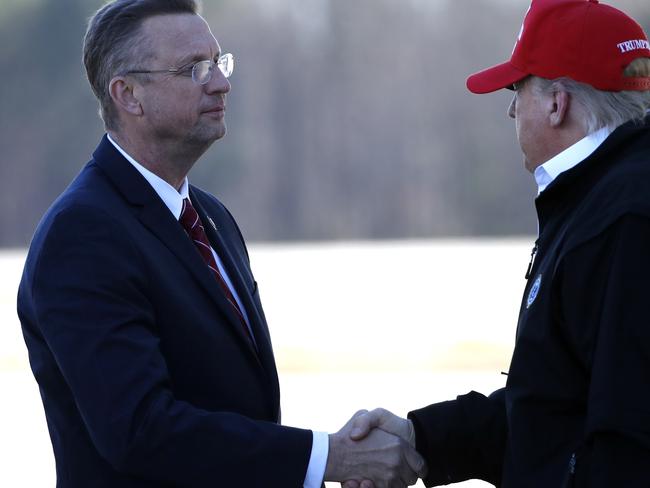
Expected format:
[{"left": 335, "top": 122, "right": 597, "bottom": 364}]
[
  {"left": 138, "top": 206, "right": 263, "bottom": 361},
  {"left": 92, "top": 136, "right": 262, "bottom": 365},
  {"left": 191, "top": 190, "right": 281, "bottom": 408}
]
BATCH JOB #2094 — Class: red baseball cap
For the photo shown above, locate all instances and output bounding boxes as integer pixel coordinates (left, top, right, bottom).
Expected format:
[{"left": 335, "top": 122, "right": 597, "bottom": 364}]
[{"left": 467, "top": 0, "right": 650, "bottom": 94}]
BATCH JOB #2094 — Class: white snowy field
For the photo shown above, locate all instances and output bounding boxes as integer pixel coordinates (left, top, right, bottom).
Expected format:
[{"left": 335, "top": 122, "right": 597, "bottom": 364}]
[{"left": 0, "top": 239, "right": 533, "bottom": 487}]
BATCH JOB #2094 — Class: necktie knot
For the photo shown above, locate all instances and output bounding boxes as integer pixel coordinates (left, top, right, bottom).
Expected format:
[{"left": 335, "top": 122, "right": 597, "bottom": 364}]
[{"left": 179, "top": 198, "right": 202, "bottom": 236}]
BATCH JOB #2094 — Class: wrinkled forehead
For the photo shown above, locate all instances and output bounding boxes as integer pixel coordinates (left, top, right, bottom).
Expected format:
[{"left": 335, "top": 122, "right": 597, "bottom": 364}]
[{"left": 138, "top": 13, "right": 220, "bottom": 64}]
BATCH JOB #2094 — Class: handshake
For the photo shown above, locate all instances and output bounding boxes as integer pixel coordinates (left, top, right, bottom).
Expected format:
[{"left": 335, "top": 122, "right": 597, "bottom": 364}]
[{"left": 324, "top": 408, "right": 428, "bottom": 488}]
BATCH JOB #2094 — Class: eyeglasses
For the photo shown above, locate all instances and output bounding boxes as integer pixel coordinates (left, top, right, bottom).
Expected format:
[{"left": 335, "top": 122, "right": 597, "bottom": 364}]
[{"left": 126, "top": 53, "right": 234, "bottom": 85}]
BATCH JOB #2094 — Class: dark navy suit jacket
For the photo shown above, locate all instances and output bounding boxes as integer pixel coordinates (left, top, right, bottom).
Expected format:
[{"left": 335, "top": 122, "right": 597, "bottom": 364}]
[{"left": 17, "top": 135, "right": 312, "bottom": 487}]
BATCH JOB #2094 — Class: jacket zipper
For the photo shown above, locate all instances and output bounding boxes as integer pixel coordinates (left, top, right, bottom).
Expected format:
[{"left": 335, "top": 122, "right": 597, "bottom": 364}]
[
  {"left": 525, "top": 240, "right": 539, "bottom": 280},
  {"left": 569, "top": 452, "right": 576, "bottom": 475}
]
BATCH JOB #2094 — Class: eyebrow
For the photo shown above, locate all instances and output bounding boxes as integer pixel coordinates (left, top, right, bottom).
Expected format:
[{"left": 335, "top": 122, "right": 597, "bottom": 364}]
[{"left": 175, "top": 50, "right": 221, "bottom": 68}]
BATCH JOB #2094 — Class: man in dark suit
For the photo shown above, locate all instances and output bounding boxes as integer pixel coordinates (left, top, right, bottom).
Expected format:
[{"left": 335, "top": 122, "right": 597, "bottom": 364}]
[{"left": 17, "top": 1, "right": 425, "bottom": 487}]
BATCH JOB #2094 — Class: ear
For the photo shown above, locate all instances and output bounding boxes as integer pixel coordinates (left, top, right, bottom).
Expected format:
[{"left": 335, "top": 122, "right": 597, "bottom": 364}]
[
  {"left": 549, "top": 89, "right": 570, "bottom": 128},
  {"left": 108, "top": 76, "right": 143, "bottom": 117}
]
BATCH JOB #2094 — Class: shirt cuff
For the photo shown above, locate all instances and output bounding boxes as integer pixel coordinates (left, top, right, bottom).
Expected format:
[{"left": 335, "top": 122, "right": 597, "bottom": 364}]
[{"left": 303, "top": 430, "right": 329, "bottom": 488}]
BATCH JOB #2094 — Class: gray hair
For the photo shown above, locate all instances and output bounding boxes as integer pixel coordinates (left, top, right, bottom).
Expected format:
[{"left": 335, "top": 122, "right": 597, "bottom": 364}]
[
  {"left": 531, "top": 58, "right": 650, "bottom": 134},
  {"left": 83, "top": 0, "right": 200, "bottom": 131}
]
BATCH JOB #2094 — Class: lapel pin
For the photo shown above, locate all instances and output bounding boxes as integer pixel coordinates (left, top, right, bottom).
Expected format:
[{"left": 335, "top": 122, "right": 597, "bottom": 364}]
[{"left": 208, "top": 216, "right": 217, "bottom": 231}]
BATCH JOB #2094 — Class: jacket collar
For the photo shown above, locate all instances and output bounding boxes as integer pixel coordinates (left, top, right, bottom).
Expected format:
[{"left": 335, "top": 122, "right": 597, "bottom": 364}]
[
  {"left": 535, "top": 116, "right": 650, "bottom": 232},
  {"left": 537, "top": 116, "right": 650, "bottom": 200}
]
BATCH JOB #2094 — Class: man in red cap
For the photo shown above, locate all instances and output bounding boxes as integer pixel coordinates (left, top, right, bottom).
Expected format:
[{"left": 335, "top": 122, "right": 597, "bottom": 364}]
[{"left": 345, "top": 1, "right": 650, "bottom": 487}]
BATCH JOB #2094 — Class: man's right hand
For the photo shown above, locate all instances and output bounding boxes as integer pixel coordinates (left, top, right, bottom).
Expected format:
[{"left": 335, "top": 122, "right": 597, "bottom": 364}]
[
  {"left": 324, "top": 409, "right": 426, "bottom": 488},
  {"left": 341, "top": 408, "right": 426, "bottom": 488},
  {"left": 350, "top": 408, "right": 417, "bottom": 448}
]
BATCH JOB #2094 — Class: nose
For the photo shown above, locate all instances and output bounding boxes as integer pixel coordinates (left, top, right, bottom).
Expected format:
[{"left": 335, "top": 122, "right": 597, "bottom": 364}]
[
  {"left": 507, "top": 95, "right": 516, "bottom": 119},
  {"left": 205, "top": 67, "right": 231, "bottom": 95}
]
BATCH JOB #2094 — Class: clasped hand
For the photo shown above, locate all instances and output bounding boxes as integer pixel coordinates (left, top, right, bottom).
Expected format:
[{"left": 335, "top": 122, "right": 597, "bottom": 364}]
[{"left": 325, "top": 408, "right": 427, "bottom": 488}]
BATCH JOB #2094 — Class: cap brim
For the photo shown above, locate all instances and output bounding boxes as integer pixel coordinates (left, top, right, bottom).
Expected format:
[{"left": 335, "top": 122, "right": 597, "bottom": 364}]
[{"left": 466, "top": 61, "right": 529, "bottom": 94}]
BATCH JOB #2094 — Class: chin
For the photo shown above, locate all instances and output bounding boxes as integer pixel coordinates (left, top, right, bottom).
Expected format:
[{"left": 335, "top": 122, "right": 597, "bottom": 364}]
[
  {"left": 523, "top": 156, "right": 535, "bottom": 173},
  {"left": 207, "top": 119, "right": 227, "bottom": 140},
  {"left": 214, "top": 124, "right": 227, "bottom": 141},
  {"left": 188, "top": 123, "right": 227, "bottom": 147}
]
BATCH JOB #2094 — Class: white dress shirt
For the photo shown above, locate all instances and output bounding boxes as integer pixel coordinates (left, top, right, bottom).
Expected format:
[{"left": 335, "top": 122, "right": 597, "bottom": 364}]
[
  {"left": 106, "top": 134, "right": 328, "bottom": 487},
  {"left": 534, "top": 126, "right": 612, "bottom": 194}
]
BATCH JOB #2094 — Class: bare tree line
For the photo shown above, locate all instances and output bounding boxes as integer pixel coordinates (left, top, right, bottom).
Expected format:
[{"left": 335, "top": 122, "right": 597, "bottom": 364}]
[{"left": 1, "top": 0, "right": 648, "bottom": 246}]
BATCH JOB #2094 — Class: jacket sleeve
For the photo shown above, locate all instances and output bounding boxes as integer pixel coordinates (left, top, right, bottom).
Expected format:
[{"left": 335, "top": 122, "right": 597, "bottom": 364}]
[
  {"left": 408, "top": 388, "right": 507, "bottom": 486},
  {"left": 22, "top": 204, "right": 313, "bottom": 487},
  {"left": 559, "top": 214, "right": 650, "bottom": 487}
]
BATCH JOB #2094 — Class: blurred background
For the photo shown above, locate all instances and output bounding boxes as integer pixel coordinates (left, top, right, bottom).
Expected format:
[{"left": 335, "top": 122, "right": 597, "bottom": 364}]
[
  {"left": 1, "top": 0, "right": 649, "bottom": 486},
  {"left": 1, "top": 0, "right": 648, "bottom": 244}
]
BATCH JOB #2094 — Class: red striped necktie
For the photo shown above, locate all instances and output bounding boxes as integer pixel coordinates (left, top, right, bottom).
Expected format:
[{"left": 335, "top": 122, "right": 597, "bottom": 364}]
[{"left": 179, "top": 198, "right": 254, "bottom": 345}]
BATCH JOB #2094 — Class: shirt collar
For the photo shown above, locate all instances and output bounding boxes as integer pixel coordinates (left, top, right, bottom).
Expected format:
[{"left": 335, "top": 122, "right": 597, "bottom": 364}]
[
  {"left": 107, "top": 133, "right": 189, "bottom": 219},
  {"left": 534, "top": 126, "right": 612, "bottom": 194}
]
